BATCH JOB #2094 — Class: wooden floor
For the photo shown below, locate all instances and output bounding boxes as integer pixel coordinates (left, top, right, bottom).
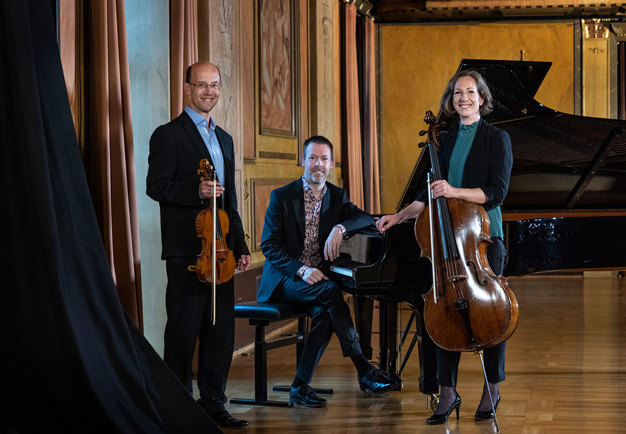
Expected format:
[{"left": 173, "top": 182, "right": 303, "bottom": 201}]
[{"left": 220, "top": 275, "right": 626, "bottom": 433}]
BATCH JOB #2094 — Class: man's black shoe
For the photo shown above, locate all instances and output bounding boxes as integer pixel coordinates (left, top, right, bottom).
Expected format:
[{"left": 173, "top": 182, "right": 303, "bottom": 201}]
[
  {"left": 358, "top": 368, "right": 400, "bottom": 394},
  {"left": 289, "top": 384, "right": 328, "bottom": 407},
  {"left": 209, "top": 410, "right": 249, "bottom": 428}
]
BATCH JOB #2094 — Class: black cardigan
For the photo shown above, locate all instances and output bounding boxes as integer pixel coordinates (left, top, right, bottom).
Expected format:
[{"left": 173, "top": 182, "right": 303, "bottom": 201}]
[{"left": 416, "top": 118, "right": 513, "bottom": 211}]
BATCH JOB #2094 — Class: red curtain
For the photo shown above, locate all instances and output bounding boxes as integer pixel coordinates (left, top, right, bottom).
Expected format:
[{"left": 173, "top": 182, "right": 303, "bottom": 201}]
[
  {"left": 85, "top": 0, "right": 143, "bottom": 328},
  {"left": 170, "top": 0, "right": 198, "bottom": 118},
  {"left": 362, "top": 15, "right": 380, "bottom": 214},
  {"left": 342, "top": 2, "right": 364, "bottom": 208}
]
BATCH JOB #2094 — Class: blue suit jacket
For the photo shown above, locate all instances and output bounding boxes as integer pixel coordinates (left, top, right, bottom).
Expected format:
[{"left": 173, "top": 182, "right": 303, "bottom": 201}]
[{"left": 257, "top": 179, "right": 374, "bottom": 302}]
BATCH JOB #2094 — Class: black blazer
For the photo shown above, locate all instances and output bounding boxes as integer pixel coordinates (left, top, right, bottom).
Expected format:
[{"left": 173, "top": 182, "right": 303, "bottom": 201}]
[
  {"left": 257, "top": 179, "right": 374, "bottom": 302},
  {"left": 416, "top": 118, "right": 513, "bottom": 211},
  {"left": 146, "top": 111, "right": 249, "bottom": 259}
]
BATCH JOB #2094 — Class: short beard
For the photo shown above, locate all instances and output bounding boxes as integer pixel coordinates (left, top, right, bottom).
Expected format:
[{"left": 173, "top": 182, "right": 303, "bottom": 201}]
[{"left": 306, "top": 172, "right": 326, "bottom": 186}]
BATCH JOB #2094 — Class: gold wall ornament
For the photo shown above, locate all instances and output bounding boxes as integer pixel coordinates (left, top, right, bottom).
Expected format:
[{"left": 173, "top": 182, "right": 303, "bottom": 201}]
[{"left": 583, "top": 19, "right": 610, "bottom": 39}]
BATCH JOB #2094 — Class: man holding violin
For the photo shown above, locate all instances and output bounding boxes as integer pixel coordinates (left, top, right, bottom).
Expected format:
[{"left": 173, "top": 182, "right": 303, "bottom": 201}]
[{"left": 147, "top": 61, "right": 250, "bottom": 428}]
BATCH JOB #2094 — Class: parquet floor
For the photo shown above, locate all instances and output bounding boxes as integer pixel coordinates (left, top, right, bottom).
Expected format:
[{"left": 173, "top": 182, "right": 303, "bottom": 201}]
[{"left": 219, "top": 275, "right": 626, "bottom": 433}]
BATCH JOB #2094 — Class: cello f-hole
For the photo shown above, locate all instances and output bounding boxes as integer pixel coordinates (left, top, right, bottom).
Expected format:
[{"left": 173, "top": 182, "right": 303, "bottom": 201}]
[{"left": 467, "top": 261, "right": 487, "bottom": 286}]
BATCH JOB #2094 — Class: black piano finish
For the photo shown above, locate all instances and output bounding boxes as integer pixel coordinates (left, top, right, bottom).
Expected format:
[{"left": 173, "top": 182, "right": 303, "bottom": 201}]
[
  {"left": 505, "top": 215, "right": 626, "bottom": 275},
  {"left": 332, "top": 223, "right": 430, "bottom": 297}
]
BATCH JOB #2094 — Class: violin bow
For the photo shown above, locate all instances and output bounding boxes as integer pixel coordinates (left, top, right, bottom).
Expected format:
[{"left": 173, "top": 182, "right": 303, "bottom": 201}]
[{"left": 211, "top": 166, "right": 217, "bottom": 325}]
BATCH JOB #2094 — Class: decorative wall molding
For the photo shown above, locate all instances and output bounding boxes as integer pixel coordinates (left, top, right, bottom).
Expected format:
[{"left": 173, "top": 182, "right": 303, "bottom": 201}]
[
  {"left": 372, "top": 1, "right": 626, "bottom": 22},
  {"left": 583, "top": 19, "right": 611, "bottom": 39},
  {"left": 258, "top": 151, "right": 298, "bottom": 160}
]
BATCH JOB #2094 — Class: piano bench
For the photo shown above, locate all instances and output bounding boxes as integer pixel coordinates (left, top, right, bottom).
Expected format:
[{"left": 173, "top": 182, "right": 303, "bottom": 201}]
[{"left": 230, "top": 301, "right": 333, "bottom": 407}]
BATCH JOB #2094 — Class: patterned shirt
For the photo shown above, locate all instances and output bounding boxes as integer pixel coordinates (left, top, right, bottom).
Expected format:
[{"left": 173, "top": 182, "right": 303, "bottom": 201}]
[{"left": 299, "top": 176, "right": 327, "bottom": 270}]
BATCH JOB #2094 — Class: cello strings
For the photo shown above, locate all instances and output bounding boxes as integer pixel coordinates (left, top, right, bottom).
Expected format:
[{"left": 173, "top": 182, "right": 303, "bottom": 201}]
[{"left": 429, "top": 142, "right": 463, "bottom": 301}]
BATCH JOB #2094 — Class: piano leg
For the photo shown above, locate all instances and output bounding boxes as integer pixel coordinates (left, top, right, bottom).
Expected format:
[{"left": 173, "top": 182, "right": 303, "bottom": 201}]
[
  {"left": 378, "top": 300, "right": 389, "bottom": 374},
  {"left": 378, "top": 300, "right": 400, "bottom": 378},
  {"left": 387, "top": 301, "right": 399, "bottom": 376},
  {"left": 354, "top": 296, "right": 374, "bottom": 360}
]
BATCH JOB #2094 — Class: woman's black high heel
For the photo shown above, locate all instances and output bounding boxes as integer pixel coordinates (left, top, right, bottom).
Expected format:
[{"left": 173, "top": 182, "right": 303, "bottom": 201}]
[
  {"left": 426, "top": 394, "right": 461, "bottom": 425},
  {"left": 474, "top": 395, "right": 500, "bottom": 421}
]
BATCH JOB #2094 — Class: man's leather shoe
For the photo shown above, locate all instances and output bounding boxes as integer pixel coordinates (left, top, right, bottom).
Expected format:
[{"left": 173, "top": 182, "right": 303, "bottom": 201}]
[
  {"left": 358, "top": 368, "right": 399, "bottom": 394},
  {"left": 210, "top": 410, "right": 249, "bottom": 428},
  {"left": 289, "top": 384, "right": 328, "bottom": 407}
]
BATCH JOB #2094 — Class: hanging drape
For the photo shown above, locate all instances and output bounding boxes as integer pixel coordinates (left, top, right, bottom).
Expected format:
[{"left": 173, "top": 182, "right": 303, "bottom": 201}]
[
  {"left": 170, "top": 0, "right": 198, "bottom": 117},
  {"left": 342, "top": 2, "right": 365, "bottom": 208},
  {"left": 84, "top": 0, "right": 143, "bottom": 328},
  {"left": 362, "top": 15, "right": 381, "bottom": 214},
  {"left": 1, "top": 1, "right": 218, "bottom": 432}
]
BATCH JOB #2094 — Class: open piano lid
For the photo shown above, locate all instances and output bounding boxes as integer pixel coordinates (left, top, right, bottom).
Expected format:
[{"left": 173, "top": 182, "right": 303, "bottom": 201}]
[{"left": 398, "top": 59, "right": 626, "bottom": 213}]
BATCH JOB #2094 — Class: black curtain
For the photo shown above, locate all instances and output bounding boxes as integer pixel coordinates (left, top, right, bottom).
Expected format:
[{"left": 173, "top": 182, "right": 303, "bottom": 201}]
[{"left": 0, "top": 2, "right": 218, "bottom": 433}]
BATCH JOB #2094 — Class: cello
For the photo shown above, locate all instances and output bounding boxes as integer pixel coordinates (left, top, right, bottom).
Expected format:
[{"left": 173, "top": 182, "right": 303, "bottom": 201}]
[
  {"left": 414, "top": 111, "right": 519, "bottom": 429},
  {"left": 415, "top": 110, "right": 519, "bottom": 352},
  {"left": 193, "top": 158, "right": 236, "bottom": 324}
]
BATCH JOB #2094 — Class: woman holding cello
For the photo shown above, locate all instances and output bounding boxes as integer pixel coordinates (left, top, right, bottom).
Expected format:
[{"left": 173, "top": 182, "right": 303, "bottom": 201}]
[{"left": 377, "top": 69, "right": 513, "bottom": 425}]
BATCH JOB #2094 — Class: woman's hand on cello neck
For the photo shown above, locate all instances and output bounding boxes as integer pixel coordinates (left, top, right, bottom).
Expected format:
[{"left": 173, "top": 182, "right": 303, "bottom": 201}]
[{"left": 431, "top": 179, "right": 487, "bottom": 204}]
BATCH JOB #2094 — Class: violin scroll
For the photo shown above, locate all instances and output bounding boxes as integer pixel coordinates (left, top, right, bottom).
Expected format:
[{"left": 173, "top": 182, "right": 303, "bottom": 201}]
[{"left": 198, "top": 158, "right": 213, "bottom": 180}]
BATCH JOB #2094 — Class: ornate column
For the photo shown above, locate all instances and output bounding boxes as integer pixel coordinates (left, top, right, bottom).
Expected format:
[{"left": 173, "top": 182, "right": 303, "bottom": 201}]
[{"left": 581, "top": 19, "right": 617, "bottom": 119}]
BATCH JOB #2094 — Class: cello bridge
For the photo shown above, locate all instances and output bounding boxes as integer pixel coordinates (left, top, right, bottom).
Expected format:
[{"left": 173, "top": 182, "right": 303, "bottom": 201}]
[{"left": 446, "top": 274, "right": 467, "bottom": 284}]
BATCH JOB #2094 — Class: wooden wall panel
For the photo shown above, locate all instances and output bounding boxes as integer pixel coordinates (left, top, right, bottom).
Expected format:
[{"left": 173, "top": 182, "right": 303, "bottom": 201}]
[
  {"left": 198, "top": 0, "right": 251, "bottom": 251},
  {"left": 583, "top": 38, "right": 610, "bottom": 118},
  {"left": 259, "top": 0, "right": 296, "bottom": 137},
  {"left": 379, "top": 21, "right": 576, "bottom": 212},
  {"left": 310, "top": 0, "right": 337, "bottom": 149},
  {"left": 194, "top": 1, "right": 339, "bottom": 265},
  {"left": 250, "top": 178, "right": 293, "bottom": 252},
  {"left": 242, "top": 1, "right": 256, "bottom": 161}
]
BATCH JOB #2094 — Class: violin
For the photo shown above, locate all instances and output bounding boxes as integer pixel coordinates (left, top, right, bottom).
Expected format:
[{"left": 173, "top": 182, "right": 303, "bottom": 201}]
[
  {"left": 195, "top": 158, "right": 236, "bottom": 285},
  {"left": 414, "top": 111, "right": 519, "bottom": 353},
  {"left": 193, "top": 159, "right": 236, "bottom": 324}
]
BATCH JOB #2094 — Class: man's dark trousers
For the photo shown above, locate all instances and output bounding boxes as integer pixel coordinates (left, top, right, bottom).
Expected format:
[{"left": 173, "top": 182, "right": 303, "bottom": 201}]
[
  {"left": 163, "top": 257, "right": 235, "bottom": 414},
  {"left": 274, "top": 276, "right": 362, "bottom": 383}
]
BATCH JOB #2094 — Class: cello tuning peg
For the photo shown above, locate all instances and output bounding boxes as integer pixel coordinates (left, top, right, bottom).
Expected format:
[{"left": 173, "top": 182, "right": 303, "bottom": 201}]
[
  {"left": 419, "top": 130, "right": 427, "bottom": 136},
  {"left": 418, "top": 142, "right": 427, "bottom": 148}
]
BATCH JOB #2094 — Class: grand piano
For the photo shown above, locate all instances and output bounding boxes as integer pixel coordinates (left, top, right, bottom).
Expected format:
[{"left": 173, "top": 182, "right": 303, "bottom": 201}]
[{"left": 330, "top": 59, "right": 626, "bottom": 400}]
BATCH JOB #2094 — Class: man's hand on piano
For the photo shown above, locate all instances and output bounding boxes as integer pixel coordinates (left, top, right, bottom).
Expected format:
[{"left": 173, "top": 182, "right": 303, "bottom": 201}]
[
  {"left": 302, "top": 267, "right": 329, "bottom": 285},
  {"left": 324, "top": 227, "right": 344, "bottom": 261}
]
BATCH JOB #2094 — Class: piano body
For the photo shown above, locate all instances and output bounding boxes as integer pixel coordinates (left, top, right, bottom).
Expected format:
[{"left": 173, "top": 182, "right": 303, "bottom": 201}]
[{"left": 330, "top": 59, "right": 626, "bottom": 398}]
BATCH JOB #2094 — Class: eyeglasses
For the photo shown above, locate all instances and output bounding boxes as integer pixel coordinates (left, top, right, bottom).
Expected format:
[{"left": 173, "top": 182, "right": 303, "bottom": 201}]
[{"left": 188, "top": 81, "right": 222, "bottom": 91}]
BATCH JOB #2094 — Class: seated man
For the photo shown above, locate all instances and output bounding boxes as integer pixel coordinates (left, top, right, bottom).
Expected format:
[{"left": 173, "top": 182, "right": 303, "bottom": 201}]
[{"left": 257, "top": 135, "right": 399, "bottom": 408}]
